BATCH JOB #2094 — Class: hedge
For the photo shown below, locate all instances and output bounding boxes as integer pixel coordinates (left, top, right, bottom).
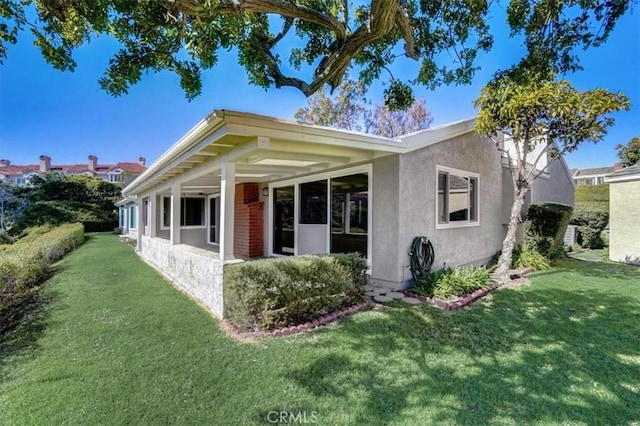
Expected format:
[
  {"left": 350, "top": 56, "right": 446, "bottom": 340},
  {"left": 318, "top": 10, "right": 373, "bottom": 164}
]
[
  {"left": 570, "top": 203, "right": 609, "bottom": 249},
  {"left": 224, "top": 253, "right": 367, "bottom": 332},
  {"left": 0, "top": 223, "right": 85, "bottom": 334},
  {"left": 524, "top": 203, "right": 574, "bottom": 259},
  {"left": 574, "top": 184, "right": 610, "bottom": 203}
]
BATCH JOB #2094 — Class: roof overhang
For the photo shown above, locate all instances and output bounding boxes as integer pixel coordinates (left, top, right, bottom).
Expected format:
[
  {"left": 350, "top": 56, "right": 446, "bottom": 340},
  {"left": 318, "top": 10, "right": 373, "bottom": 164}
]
[{"left": 123, "top": 110, "right": 407, "bottom": 196}]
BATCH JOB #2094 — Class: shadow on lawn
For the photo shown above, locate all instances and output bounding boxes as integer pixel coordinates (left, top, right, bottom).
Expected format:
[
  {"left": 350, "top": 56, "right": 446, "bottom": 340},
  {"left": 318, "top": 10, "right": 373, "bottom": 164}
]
[
  {"left": 0, "top": 287, "right": 60, "bottom": 374},
  {"left": 285, "top": 284, "right": 640, "bottom": 424}
]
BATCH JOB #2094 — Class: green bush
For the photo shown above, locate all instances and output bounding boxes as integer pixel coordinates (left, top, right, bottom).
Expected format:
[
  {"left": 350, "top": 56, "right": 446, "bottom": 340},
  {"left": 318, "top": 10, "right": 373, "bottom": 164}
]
[
  {"left": 513, "top": 245, "right": 550, "bottom": 270},
  {"left": 524, "top": 203, "right": 573, "bottom": 259},
  {"left": 412, "top": 266, "right": 491, "bottom": 300},
  {"left": 224, "top": 254, "right": 367, "bottom": 332},
  {"left": 17, "top": 200, "right": 117, "bottom": 232},
  {"left": 570, "top": 203, "right": 609, "bottom": 249},
  {"left": 0, "top": 223, "right": 85, "bottom": 333}
]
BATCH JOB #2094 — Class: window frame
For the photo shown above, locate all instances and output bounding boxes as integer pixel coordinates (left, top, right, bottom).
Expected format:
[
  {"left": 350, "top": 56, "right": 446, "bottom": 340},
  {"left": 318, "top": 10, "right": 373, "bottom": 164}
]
[
  {"left": 160, "top": 196, "right": 171, "bottom": 230},
  {"left": 207, "top": 195, "right": 220, "bottom": 245},
  {"left": 435, "top": 165, "right": 480, "bottom": 229},
  {"left": 129, "top": 205, "right": 137, "bottom": 230},
  {"left": 180, "top": 196, "right": 206, "bottom": 229},
  {"left": 160, "top": 195, "right": 207, "bottom": 229}
]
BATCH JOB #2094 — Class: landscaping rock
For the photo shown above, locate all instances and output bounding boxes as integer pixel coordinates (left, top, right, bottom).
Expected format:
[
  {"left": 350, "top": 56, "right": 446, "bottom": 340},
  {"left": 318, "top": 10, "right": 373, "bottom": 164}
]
[
  {"left": 386, "top": 291, "right": 405, "bottom": 299},
  {"left": 364, "top": 291, "right": 378, "bottom": 297},
  {"left": 400, "top": 297, "right": 421, "bottom": 305},
  {"left": 373, "top": 295, "right": 393, "bottom": 303}
]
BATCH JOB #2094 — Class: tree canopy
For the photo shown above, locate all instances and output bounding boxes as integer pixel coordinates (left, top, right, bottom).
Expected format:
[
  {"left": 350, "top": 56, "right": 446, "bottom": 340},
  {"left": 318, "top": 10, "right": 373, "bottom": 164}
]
[
  {"left": 0, "top": 0, "right": 631, "bottom": 107},
  {"left": 616, "top": 137, "right": 640, "bottom": 167},
  {"left": 294, "top": 79, "right": 433, "bottom": 137},
  {"left": 475, "top": 74, "right": 629, "bottom": 282}
]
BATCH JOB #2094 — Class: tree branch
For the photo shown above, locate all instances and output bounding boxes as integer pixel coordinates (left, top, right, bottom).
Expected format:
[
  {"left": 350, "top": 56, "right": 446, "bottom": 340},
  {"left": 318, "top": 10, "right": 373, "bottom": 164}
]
[{"left": 173, "top": 0, "right": 347, "bottom": 39}]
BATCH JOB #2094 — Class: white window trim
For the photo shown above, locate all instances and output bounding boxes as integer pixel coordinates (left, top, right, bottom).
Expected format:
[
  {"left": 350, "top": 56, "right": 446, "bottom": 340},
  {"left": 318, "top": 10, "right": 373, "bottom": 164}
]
[
  {"left": 267, "top": 164, "right": 373, "bottom": 271},
  {"left": 435, "top": 165, "right": 480, "bottom": 230}
]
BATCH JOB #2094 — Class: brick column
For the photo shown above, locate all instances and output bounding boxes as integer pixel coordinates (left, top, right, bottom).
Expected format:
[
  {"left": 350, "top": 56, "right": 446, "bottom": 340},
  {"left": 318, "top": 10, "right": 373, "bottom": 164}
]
[{"left": 234, "top": 183, "right": 264, "bottom": 258}]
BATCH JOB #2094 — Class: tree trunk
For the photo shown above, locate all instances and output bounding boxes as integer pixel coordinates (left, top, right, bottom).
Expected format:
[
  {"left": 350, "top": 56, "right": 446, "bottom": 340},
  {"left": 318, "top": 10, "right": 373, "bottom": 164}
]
[{"left": 494, "top": 187, "right": 529, "bottom": 283}]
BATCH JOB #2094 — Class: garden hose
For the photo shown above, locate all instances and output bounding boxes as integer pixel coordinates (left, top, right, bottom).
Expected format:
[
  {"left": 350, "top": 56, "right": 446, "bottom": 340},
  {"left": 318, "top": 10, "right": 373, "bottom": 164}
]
[{"left": 409, "top": 236, "right": 435, "bottom": 281}]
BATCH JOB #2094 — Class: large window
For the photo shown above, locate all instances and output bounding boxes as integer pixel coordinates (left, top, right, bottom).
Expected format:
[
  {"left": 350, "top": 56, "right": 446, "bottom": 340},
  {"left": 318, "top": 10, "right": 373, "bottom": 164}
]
[
  {"left": 300, "top": 180, "right": 327, "bottom": 224},
  {"left": 129, "top": 205, "right": 136, "bottom": 229},
  {"left": 437, "top": 167, "right": 478, "bottom": 227},
  {"left": 181, "top": 197, "right": 205, "bottom": 227},
  {"left": 161, "top": 196, "right": 205, "bottom": 228},
  {"left": 208, "top": 196, "right": 220, "bottom": 244}
]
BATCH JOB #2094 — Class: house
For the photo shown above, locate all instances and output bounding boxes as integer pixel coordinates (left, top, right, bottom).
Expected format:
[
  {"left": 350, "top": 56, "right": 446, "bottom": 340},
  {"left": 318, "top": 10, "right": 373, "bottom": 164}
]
[
  {"left": 571, "top": 165, "right": 619, "bottom": 186},
  {"left": 0, "top": 155, "right": 147, "bottom": 184},
  {"left": 604, "top": 164, "right": 640, "bottom": 264},
  {"left": 121, "top": 110, "right": 575, "bottom": 318}
]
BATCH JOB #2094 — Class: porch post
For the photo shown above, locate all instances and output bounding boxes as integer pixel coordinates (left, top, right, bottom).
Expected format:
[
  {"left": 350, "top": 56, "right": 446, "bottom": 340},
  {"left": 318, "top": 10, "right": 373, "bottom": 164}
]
[
  {"left": 170, "top": 183, "right": 181, "bottom": 245},
  {"left": 219, "top": 161, "right": 236, "bottom": 260},
  {"left": 149, "top": 193, "right": 157, "bottom": 238},
  {"left": 136, "top": 198, "right": 143, "bottom": 250}
]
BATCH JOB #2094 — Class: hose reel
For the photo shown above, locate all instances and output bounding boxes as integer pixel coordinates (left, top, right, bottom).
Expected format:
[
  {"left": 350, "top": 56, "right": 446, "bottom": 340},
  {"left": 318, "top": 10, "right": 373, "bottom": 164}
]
[{"left": 409, "top": 236, "right": 435, "bottom": 281}]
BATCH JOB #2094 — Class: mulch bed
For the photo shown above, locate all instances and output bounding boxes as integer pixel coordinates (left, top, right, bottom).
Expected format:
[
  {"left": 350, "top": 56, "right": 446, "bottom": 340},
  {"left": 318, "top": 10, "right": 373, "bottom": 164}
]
[{"left": 221, "top": 300, "right": 372, "bottom": 341}]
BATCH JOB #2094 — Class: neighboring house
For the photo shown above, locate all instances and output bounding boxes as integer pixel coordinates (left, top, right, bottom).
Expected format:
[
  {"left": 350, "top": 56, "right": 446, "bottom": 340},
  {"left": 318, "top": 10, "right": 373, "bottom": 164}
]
[
  {"left": 121, "top": 110, "right": 575, "bottom": 318},
  {"left": 571, "top": 166, "right": 619, "bottom": 186},
  {"left": 604, "top": 164, "right": 640, "bottom": 265},
  {"left": 0, "top": 155, "right": 147, "bottom": 184}
]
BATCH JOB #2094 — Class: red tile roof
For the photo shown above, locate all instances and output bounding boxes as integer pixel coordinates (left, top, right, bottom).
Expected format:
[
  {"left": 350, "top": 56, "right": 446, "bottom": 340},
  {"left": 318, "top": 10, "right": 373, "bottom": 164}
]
[
  {"left": 113, "top": 162, "right": 147, "bottom": 173},
  {"left": 1, "top": 160, "right": 146, "bottom": 177}
]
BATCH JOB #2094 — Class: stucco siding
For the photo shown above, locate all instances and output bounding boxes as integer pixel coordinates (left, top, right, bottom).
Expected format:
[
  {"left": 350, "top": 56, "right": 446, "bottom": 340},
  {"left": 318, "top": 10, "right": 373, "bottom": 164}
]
[
  {"left": 609, "top": 180, "right": 640, "bottom": 264},
  {"left": 530, "top": 159, "right": 575, "bottom": 206},
  {"left": 139, "top": 236, "right": 225, "bottom": 317},
  {"left": 371, "top": 155, "right": 402, "bottom": 285},
  {"left": 396, "top": 132, "right": 505, "bottom": 286}
]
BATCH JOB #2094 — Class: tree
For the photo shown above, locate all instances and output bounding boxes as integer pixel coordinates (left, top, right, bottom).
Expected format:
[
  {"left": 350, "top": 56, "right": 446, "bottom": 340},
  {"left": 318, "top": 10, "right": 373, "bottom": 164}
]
[
  {"left": 0, "top": 0, "right": 630, "bottom": 108},
  {"left": 475, "top": 74, "right": 629, "bottom": 283},
  {"left": 370, "top": 99, "right": 433, "bottom": 138},
  {"left": 616, "top": 137, "right": 640, "bottom": 167},
  {"left": 295, "top": 79, "right": 368, "bottom": 131},
  {"left": 295, "top": 79, "right": 432, "bottom": 137}
]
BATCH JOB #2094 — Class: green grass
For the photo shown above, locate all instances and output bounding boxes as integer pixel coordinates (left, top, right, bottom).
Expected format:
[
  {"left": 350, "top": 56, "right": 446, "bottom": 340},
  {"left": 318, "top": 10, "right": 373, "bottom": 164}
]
[
  {"left": 1, "top": 234, "right": 639, "bottom": 425},
  {"left": 570, "top": 248, "right": 608, "bottom": 262}
]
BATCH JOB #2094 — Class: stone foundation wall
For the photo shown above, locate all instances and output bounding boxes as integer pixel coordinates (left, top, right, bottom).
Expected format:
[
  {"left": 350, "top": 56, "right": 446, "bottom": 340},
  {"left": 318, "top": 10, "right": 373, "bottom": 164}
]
[{"left": 139, "top": 236, "right": 225, "bottom": 318}]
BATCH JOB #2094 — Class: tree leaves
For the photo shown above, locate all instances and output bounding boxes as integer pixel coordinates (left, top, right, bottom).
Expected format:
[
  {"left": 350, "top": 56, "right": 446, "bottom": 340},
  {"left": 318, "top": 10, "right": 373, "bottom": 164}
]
[{"left": 0, "top": 0, "right": 631, "bottom": 104}]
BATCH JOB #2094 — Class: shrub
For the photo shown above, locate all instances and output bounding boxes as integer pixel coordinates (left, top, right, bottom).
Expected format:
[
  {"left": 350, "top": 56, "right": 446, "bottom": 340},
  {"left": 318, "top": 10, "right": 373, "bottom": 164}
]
[
  {"left": 412, "top": 266, "right": 491, "bottom": 300},
  {"left": 224, "top": 254, "right": 367, "bottom": 332},
  {"left": 0, "top": 223, "right": 85, "bottom": 333},
  {"left": 513, "top": 245, "right": 550, "bottom": 270},
  {"left": 570, "top": 203, "right": 609, "bottom": 249},
  {"left": 524, "top": 203, "right": 573, "bottom": 259}
]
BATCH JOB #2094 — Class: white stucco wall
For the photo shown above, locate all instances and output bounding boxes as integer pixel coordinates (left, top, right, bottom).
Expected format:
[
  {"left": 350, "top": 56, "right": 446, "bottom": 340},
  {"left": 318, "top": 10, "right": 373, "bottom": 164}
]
[
  {"left": 395, "top": 132, "right": 505, "bottom": 287},
  {"left": 139, "top": 236, "right": 226, "bottom": 318},
  {"left": 609, "top": 179, "right": 640, "bottom": 264}
]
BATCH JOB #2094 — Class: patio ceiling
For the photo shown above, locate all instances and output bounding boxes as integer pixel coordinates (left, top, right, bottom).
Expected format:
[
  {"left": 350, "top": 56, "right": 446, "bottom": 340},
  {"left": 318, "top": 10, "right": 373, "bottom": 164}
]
[{"left": 124, "top": 110, "right": 407, "bottom": 197}]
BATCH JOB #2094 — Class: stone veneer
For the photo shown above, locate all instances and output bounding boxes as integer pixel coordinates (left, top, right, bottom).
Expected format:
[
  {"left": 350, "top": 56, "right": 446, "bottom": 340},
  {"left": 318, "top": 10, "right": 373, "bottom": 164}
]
[{"left": 139, "top": 235, "right": 227, "bottom": 318}]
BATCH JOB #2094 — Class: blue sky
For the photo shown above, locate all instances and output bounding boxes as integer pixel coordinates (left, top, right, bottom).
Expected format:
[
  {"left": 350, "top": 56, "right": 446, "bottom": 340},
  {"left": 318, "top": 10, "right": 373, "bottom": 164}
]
[{"left": 0, "top": 7, "right": 638, "bottom": 169}]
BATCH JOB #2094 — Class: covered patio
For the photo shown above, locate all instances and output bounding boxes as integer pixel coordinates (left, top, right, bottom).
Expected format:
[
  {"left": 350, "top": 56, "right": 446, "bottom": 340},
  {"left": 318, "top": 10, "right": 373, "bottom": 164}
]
[{"left": 122, "top": 110, "right": 405, "bottom": 317}]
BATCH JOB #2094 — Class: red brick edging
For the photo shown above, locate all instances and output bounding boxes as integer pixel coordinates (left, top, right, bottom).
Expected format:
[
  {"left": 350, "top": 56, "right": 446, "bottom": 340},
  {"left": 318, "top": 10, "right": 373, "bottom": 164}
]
[
  {"left": 221, "top": 300, "right": 372, "bottom": 341},
  {"left": 401, "top": 267, "right": 533, "bottom": 310},
  {"left": 401, "top": 284, "right": 500, "bottom": 311}
]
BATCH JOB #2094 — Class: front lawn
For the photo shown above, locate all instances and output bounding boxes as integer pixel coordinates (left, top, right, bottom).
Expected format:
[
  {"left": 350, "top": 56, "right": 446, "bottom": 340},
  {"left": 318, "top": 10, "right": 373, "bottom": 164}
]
[{"left": 1, "top": 234, "right": 638, "bottom": 425}]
